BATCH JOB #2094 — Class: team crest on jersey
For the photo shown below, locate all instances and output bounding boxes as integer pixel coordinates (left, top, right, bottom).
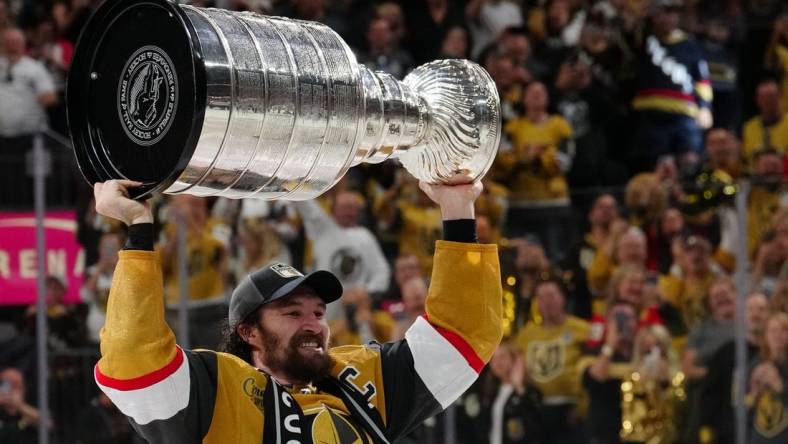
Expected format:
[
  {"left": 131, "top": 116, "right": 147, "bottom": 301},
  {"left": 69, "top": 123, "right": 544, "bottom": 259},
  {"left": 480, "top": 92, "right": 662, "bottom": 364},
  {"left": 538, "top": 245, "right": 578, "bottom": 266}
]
[
  {"left": 506, "top": 418, "right": 525, "bottom": 441},
  {"left": 270, "top": 263, "right": 304, "bottom": 278},
  {"left": 309, "top": 407, "right": 367, "bottom": 444},
  {"left": 755, "top": 389, "right": 788, "bottom": 438},
  {"left": 526, "top": 338, "right": 565, "bottom": 383},
  {"left": 330, "top": 248, "right": 362, "bottom": 282}
]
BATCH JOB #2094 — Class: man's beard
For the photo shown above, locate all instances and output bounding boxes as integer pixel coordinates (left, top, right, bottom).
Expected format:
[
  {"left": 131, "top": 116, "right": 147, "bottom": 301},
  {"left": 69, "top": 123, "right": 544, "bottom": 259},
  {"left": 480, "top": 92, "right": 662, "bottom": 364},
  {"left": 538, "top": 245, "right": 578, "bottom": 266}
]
[{"left": 259, "top": 323, "right": 334, "bottom": 384}]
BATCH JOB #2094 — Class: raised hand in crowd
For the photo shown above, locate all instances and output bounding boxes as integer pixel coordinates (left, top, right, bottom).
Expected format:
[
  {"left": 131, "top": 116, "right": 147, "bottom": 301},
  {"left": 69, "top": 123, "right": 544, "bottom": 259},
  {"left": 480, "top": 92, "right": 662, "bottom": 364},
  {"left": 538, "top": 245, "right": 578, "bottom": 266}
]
[
  {"left": 681, "top": 347, "right": 709, "bottom": 380},
  {"left": 599, "top": 218, "right": 630, "bottom": 257},
  {"left": 749, "top": 361, "right": 784, "bottom": 398}
]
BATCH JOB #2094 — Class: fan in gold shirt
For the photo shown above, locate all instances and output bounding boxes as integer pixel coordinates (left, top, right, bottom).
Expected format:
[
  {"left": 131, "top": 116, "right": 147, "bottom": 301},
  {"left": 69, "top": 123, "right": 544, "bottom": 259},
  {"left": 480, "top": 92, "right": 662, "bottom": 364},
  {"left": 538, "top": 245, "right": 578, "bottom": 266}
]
[
  {"left": 514, "top": 278, "right": 589, "bottom": 443},
  {"left": 373, "top": 175, "right": 443, "bottom": 277},
  {"left": 158, "top": 195, "right": 228, "bottom": 303}
]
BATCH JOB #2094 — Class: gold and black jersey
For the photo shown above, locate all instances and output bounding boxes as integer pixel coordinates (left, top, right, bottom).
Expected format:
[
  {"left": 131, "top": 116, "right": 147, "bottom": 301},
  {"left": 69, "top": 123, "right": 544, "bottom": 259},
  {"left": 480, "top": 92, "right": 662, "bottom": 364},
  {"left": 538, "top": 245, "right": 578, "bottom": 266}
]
[
  {"left": 95, "top": 241, "right": 502, "bottom": 443},
  {"left": 513, "top": 316, "right": 589, "bottom": 403},
  {"left": 160, "top": 225, "right": 226, "bottom": 302},
  {"left": 396, "top": 203, "right": 443, "bottom": 277},
  {"left": 751, "top": 362, "right": 788, "bottom": 443}
]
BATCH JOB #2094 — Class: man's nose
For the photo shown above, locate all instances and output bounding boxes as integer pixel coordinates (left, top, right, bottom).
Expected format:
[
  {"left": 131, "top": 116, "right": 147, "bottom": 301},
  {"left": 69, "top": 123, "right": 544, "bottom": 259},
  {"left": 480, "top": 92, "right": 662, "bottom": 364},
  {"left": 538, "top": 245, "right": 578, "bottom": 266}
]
[{"left": 300, "top": 314, "right": 322, "bottom": 332}]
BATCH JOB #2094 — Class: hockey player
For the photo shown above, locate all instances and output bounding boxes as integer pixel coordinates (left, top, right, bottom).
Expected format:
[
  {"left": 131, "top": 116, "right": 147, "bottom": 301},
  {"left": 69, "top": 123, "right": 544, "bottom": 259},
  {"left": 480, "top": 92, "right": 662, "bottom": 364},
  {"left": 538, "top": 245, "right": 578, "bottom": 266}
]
[{"left": 91, "top": 179, "right": 502, "bottom": 444}]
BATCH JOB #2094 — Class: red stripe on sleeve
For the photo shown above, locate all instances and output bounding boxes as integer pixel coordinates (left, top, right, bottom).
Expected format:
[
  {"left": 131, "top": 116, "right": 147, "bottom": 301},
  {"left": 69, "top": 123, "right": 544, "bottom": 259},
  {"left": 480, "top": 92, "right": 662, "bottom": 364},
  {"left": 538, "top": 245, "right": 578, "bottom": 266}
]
[
  {"left": 635, "top": 89, "right": 695, "bottom": 102},
  {"left": 422, "top": 315, "right": 485, "bottom": 373},
  {"left": 95, "top": 347, "right": 184, "bottom": 391}
]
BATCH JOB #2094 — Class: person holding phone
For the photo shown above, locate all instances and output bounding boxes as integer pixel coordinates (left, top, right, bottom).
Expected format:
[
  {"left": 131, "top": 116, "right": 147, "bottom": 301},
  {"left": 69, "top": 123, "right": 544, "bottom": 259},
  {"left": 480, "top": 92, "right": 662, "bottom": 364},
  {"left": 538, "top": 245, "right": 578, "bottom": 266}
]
[
  {"left": 0, "top": 367, "right": 41, "bottom": 444},
  {"left": 580, "top": 300, "right": 638, "bottom": 444}
]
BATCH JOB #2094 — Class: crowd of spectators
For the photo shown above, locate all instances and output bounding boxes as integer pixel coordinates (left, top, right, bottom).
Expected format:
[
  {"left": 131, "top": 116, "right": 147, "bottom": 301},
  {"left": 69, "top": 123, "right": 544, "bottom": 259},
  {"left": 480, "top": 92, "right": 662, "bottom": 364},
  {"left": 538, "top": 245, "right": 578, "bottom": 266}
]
[{"left": 0, "top": 0, "right": 787, "bottom": 443}]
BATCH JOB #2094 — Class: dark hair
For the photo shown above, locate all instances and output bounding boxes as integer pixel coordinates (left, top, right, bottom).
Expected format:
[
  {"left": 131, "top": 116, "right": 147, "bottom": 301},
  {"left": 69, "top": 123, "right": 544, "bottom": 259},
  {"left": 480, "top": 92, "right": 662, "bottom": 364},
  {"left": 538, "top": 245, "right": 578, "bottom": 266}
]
[
  {"left": 533, "top": 275, "right": 567, "bottom": 297},
  {"left": 217, "top": 312, "right": 259, "bottom": 366},
  {"left": 752, "top": 146, "right": 780, "bottom": 160},
  {"left": 757, "top": 76, "right": 780, "bottom": 88},
  {"left": 500, "top": 25, "right": 529, "bottom": 38}
]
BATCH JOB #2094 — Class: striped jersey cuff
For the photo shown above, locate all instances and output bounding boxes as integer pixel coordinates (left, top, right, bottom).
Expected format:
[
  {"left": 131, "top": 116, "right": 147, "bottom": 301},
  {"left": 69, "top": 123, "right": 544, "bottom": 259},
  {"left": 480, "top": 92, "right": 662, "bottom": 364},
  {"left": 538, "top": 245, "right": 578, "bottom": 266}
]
[
  {"left": 404, "top": 316, "right": 482, "bottom": 408},
  {"left": 95, "top": 347, "right": 190, "bottom": 425}
]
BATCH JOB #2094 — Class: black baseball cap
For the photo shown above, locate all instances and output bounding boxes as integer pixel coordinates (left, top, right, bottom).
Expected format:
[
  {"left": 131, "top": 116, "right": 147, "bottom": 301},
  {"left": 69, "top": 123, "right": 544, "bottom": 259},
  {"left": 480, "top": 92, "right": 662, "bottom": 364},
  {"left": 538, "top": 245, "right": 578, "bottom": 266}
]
[{"left": 228, "top": 263, "right": 343, "bottom": 327}]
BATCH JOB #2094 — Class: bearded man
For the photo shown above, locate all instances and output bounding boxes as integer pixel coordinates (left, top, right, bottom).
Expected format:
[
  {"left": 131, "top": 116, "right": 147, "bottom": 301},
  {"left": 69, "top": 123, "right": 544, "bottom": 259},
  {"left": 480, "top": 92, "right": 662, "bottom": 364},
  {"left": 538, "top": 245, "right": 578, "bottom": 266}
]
[{"left": 91, "top": 179, "right": 502, "bottom": 444}]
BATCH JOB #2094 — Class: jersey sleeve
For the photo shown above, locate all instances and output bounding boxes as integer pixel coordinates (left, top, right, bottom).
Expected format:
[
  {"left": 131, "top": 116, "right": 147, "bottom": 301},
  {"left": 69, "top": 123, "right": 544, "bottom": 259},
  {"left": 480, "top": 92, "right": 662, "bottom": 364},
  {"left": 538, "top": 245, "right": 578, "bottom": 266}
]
[
  {"left": 690, "top": 44, "right": 712, "bottom": 108},
  {"left": 380, "top": 240, "right": 502, "bottom": 439},
  {"left": 293, "top": 199, "right": 338, "bottom": 240},
  {"left": 94, "top": 250, "right": 217, "bottom": 442}
]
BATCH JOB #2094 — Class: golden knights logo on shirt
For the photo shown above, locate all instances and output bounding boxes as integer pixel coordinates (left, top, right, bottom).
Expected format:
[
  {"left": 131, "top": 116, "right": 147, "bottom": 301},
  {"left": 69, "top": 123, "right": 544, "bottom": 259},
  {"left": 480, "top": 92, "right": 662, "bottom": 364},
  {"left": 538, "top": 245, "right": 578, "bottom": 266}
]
[
  {"left": 526, "top": 337, "right": 566, "bottom": 383},
  {"left": 330, "top": 248, "right": 362, "bottom": 282},
  {"left": 755, "top": 389, "right": 788, "bottom": 439},
  {"left": 241, "top": 375, "right": 371, "bottom": 443}
]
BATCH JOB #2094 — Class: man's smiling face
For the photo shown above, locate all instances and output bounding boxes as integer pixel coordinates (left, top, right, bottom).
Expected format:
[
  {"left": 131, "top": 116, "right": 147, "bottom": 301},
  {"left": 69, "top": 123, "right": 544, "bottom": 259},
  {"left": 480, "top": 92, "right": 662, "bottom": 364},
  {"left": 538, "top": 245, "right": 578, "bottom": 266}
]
[{"left": 250, "top": 287, "right": 334, "bottom": 384}]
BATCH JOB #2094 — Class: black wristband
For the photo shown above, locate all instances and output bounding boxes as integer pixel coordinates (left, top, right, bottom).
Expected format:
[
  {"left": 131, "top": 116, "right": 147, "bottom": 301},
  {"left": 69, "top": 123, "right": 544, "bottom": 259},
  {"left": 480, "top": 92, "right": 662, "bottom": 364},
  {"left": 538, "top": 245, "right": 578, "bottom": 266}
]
[
  {"left": 124, "top": 223, "right": 154, "bottom": 251},
  {"left": 443, "top": 219, "right": 477, "bottom": 243}
]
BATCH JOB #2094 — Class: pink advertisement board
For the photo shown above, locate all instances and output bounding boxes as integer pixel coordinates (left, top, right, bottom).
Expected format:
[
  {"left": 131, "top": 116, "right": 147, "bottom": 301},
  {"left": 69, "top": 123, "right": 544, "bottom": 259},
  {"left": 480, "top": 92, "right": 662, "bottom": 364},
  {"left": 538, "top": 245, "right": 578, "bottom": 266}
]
[{"left": 0, "top": 211, "right": 84, "bottom": 305}]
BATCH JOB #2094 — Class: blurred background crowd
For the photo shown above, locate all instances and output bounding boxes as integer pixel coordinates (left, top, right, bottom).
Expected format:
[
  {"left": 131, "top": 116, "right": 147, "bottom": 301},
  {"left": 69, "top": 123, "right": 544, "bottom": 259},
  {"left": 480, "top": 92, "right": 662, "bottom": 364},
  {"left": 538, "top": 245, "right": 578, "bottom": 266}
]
[{"left": 0, "top": 0, "right": 787, "bottom": 443}]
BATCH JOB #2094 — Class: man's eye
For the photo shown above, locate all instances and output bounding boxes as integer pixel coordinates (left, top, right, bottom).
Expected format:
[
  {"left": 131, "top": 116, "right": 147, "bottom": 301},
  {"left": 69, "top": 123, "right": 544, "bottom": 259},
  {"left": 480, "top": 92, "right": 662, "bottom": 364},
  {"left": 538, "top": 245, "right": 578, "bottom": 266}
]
[
  {"left": 285, "top": 311, "right": 300, "bottom": 317},
  {"left": 315, "top": 311, "right": 325, "bottom": 319}
]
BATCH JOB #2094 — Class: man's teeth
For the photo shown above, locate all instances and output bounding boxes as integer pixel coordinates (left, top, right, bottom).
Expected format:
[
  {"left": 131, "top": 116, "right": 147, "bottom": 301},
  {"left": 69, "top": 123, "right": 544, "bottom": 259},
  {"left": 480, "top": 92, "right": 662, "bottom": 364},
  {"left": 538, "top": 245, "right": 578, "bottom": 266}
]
[{"left": 300, "top": 342, "right": 320, "bottom": 348}]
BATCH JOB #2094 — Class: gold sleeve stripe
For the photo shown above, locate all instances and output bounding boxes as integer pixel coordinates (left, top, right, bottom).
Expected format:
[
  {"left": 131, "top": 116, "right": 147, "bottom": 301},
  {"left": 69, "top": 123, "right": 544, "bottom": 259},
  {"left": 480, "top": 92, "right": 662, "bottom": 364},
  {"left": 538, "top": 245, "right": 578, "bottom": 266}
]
[
  {"left": 695, "top": 81, "right": 713, "bottom": 102},
  {"left": 632, "top": 96, "right": 698, "bottom": 117}
]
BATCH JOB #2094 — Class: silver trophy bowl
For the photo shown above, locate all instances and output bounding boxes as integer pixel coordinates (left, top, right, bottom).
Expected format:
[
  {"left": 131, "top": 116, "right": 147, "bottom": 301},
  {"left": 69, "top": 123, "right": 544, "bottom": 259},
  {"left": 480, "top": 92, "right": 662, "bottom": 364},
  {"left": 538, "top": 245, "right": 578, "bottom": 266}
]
[{"left": 68, "top": 0, "right": 501, "bottom": 200}]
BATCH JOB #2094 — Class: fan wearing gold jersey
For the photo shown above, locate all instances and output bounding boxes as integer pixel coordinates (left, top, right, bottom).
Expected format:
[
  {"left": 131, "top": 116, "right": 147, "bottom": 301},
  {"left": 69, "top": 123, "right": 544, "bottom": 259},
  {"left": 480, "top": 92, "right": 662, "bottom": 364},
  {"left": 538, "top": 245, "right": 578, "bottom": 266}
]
[
  {"left": 373, "top": 174, "right": 443, "bottom": 277},
  {"left": 91, "top": 179, "right": 502, "bottom": 444},
  {"left": 514, "top": 278, "right": 589, "bottom": 443}
]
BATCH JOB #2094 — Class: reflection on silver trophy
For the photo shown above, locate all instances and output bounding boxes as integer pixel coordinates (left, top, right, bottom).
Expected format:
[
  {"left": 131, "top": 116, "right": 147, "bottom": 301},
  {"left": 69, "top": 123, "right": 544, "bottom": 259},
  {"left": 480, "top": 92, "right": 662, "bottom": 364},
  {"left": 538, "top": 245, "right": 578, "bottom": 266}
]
[{"left": 68, "top": 1, "right": 501, "bottom": 200}]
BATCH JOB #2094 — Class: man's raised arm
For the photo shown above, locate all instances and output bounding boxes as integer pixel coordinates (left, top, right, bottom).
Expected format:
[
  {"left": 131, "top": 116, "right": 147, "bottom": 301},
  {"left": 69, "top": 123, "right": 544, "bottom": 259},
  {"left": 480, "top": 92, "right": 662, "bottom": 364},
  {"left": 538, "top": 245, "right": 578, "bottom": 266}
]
[
  {"left": 92, "top": 180, "right": 194, "bottom": 430},
  {"left": 378, "top": 181, "right": 504, "bottom": 440}
]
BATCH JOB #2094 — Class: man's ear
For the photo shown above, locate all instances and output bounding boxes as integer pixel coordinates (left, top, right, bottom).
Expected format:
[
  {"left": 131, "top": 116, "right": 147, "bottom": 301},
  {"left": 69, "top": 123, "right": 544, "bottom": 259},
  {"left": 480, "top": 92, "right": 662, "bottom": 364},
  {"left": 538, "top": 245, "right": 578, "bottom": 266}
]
[{"left": 237, "top": 323, "right": 257, "bottom": 345}]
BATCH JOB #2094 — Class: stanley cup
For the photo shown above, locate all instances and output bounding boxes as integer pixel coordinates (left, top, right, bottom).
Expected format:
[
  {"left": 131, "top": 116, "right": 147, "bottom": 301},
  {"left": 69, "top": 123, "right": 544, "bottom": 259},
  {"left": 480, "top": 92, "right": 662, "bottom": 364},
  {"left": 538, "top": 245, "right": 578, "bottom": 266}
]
[{"left": 67, "top": 0, "right": 501, "bottom": 200}]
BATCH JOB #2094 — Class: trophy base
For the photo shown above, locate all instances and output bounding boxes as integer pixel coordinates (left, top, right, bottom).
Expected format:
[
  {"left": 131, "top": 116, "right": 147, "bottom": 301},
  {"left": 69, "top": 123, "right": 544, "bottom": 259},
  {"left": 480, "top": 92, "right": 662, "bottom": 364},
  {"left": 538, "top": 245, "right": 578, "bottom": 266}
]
[{"left": 67, "top": 0, "right": 206, "bottom": 200}]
